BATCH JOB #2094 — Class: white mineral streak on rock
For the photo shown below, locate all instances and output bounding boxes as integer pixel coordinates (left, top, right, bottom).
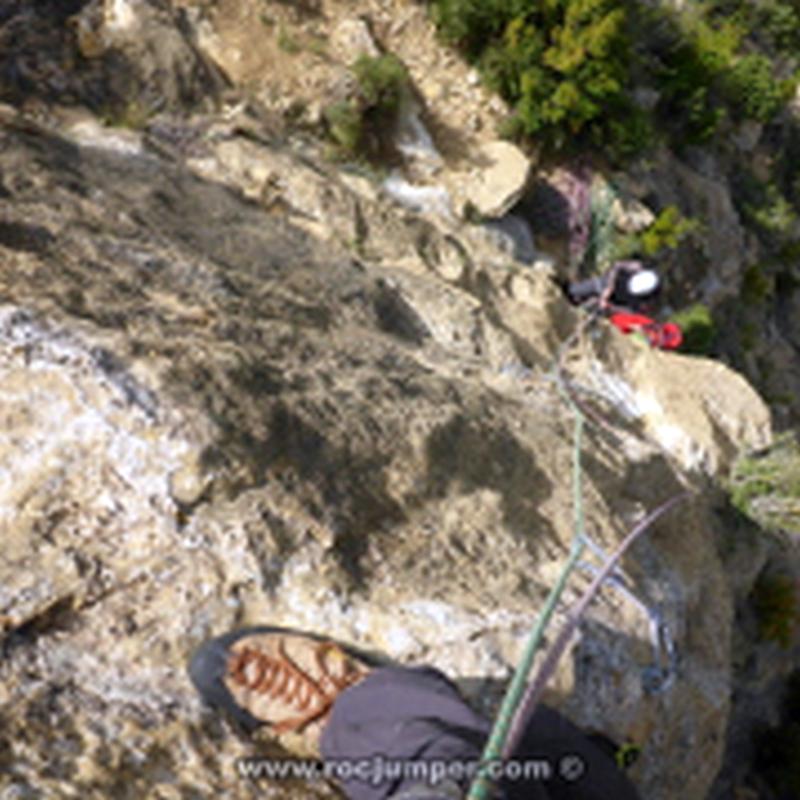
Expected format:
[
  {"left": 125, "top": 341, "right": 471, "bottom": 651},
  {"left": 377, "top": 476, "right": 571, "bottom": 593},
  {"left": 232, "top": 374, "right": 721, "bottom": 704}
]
[
  {"left": 105, "top": 0, "right": 138, "bottom": 34},
  {"left": 0, "top": 308, "right": 182, "bottom": 497},
  {"left": 63, "top": 117, "right": 145, "bottom": 155},
  {"left": 382, "top": 173, "right": 453, "bottom": 218},
  {"left": 394, "top": 99, "right": 443, "bottom": 174}
]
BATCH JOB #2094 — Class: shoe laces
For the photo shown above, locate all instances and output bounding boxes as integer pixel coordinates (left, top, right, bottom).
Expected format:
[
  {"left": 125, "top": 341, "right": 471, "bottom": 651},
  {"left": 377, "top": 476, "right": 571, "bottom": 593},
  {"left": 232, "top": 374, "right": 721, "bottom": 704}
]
[{"left": 228, "top": 638, "right": 366, "bottom": 734}]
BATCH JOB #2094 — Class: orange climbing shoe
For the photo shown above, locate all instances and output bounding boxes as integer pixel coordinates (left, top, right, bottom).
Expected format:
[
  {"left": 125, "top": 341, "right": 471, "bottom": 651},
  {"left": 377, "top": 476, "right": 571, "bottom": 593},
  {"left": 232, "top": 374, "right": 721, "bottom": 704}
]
[{"left": 188, "top": 626, "right": 372, "bottom": 757}]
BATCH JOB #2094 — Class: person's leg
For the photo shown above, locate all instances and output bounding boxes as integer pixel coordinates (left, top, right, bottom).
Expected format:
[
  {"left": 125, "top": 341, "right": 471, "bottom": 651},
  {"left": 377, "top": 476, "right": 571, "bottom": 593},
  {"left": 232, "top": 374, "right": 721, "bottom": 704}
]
[
  {"left": 564, "top": 275, "right": 605, "bottom": 306},
  {"left": 322, "top": 668, "right": 641, "bottom": 800},
  {"left": 189, "top": 629, "right": 639, "bottom": 800},
  {"left": 500, "top": 705, "right": 641, "bottom": 800},
  {"left": 189, "top": 628, "right": 488, "bottom": 799},
  {"left": 320, "top": 665, "right": 494, "bottom": 800}
]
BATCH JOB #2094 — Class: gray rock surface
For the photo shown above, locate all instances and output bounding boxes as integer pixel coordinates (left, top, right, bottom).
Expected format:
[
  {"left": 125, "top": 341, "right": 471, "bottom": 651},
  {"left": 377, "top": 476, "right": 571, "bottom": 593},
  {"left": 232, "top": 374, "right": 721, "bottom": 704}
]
[
  {"left": 0, "top": 103, "right": 777, "bottom": 800},
  {"left": 0, "top": 0, "right": 225, "bottom": 119},
  {"left": 0, "top": 3, "right": 797, "bottom": 800}
]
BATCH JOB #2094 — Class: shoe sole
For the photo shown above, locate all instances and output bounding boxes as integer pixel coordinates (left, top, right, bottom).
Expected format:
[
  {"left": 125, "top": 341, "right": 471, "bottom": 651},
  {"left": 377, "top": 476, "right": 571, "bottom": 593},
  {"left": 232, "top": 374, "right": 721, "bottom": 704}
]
[{"left": 188, "top": 625, "right": 378, "bottom": 733}]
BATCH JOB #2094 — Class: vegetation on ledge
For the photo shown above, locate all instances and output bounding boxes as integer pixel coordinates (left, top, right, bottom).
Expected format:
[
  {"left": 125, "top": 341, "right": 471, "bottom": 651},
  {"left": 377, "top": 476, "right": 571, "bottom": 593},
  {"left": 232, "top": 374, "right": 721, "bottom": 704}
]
[
  {"left": 728, "top": 432, "right": 800, "bottom": 535},
  {"left": 427, "top": 0, "right": 799, "bottom": 160},
  {"left": 324, "top": 53, "right": 411, "bottom": 162}
]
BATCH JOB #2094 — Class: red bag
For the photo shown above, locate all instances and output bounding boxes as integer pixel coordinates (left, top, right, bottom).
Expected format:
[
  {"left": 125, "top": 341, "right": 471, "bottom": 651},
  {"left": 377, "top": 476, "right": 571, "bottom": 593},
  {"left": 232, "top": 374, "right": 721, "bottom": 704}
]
[{"left": 609, "top": 312, "right": 683, "bottom": 351}]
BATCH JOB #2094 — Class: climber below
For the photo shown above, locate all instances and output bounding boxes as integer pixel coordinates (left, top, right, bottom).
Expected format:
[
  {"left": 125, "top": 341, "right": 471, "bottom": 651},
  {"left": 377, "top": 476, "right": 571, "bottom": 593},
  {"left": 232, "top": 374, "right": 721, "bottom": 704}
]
[
  {"left": 562, "top": 259, "right": 661, "bottom": 314},
  {"left": 559, "top": 259, "right": 681, "bottom": 351}
]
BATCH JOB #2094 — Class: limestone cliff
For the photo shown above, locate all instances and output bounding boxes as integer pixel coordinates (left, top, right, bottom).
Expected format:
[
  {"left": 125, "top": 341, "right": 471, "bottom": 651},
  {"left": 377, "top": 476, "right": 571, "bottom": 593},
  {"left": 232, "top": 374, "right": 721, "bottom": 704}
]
[{"left": 0, "top": 2, "right": 796, "bottom": 800}]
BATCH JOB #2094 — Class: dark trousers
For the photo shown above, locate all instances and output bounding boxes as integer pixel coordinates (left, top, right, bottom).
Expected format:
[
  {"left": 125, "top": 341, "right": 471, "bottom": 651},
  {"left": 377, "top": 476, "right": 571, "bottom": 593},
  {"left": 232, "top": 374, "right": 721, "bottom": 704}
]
[
  {"left": 320, "top": 666, "right": 642, "bottom": 800},
  {"left": 564, "top": 275, "right": 607, "bottom": 306}
]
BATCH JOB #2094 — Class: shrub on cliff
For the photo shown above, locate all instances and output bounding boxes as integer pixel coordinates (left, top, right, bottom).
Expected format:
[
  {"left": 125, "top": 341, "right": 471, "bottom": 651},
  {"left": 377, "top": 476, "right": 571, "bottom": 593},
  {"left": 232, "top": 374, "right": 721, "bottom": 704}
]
[
  {"left": 428, "top": 0, "right": 795, "bottom": 159},
  {"left": 668, "top": 304, "right": 716, "bottom": 354},
  {"left": 352, "top": 53, "right": 409, "bottom": 114},
  {"left": 642, "top": 10, "right": 741, "bottom": 144},
  {"left": 429, "top": 0, "right": 649, "bottom": 159},
  {"left": 733, "top": 170, "right": 800, "bottom": 250},
  {"left": 324, "top": 53, "right": 411, "bottom": 162},
  {"left": 723, "top": 52, "right": 793, "bottom": 122},
  {"left": 636, "top": 3, "right": 795, "bottom": 144},
  {"left": 638, "top": 206, "right": 700, "bottom": 256},
  {"left": 728, "top": 433, "right": 800, "bottom": 534}
]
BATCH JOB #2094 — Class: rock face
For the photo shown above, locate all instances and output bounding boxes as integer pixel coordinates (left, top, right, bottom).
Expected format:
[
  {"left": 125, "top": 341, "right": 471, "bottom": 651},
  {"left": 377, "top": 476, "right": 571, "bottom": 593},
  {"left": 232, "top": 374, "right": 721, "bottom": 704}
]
[
  {"left": 644, "top": 152, "right": 749, "bottom": 305},
  {"left": 585, "top": 333, "right": 772, "bottom": 474},
  {"left": 0, "top": 107, "right": 776, "bottom": 800},
  {"left": 0, "top": 3, "right": 794, "bottom": 800},
  {"left": 0, "top": 0, "right": 225, "bottom": 118}
]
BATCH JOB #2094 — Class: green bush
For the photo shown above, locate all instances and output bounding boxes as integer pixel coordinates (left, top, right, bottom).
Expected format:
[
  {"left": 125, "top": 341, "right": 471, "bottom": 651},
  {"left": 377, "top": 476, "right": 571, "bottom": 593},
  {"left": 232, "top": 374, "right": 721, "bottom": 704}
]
[
  {"left": 429, "top": 0, "right": 511, "bottom": 62},
  {"left": 751, "top": 184, "right": 797, "bottom": 240},
  {"left": 430, "top": 0, "right": 647, "bottom": 158},
  {"left": 642, "top": 4, "right": 793, "bottom": 141},
  {"left": 724, "top": 0, "right": 800, "bottom": 53},
  {"left": 756, "top": 0, "right": 800, "bottom": 51},
  {"left": 732, "top": 169, "right": 799, "bottom": 249},
  {"left": 644, "top": 10, "right": 742, "bottom": 144},
  {"left": 741, "top": 264, "right": 774, "bottom": 305},
  {"left": 352, "top": 53, "right": 409, "bottom": 114},
  {"left": 323, "top": 54, "right": 410, "bottom": 161},
  {"left": 428, "top": 0, "right": 796, "bottom": 160},
  {"left": 668, "top": 303, "right": 716, "bottom": 354},
  {"left": 324, "top": 101, "right": 363, "bottom": 156},
  {"left": 691, "top": 16, "right": 744, "bottom": 73},
  {"left": 723, "top": 53, "right": 790, "bottom": 122},
  {"left": 639, "top": 206, "right": 699, "bottom": 256}
]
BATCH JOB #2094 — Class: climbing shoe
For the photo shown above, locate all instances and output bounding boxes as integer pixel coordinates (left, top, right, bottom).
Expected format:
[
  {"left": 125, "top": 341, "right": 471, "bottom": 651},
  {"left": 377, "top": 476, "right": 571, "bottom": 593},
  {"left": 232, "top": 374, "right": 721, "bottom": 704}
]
[{"left": 188, "top": 626, "right": 372, "bottom": 757}]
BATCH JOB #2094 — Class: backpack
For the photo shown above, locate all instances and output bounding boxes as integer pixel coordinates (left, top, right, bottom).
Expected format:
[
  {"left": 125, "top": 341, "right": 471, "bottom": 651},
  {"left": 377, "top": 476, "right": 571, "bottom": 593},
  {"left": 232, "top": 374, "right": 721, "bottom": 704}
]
[{"left": 608, "top": 312, "right": 683, "bottom": 351}]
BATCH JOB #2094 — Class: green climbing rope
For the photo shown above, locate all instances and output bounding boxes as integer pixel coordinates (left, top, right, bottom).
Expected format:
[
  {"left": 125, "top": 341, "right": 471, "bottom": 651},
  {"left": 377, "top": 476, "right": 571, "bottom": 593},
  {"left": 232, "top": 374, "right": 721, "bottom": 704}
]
[
  {"left": 465, "top": 533, "right": 586, "bottom": 799},
  {"left": 466, "top": 325, "right": 590, "bottom": 800},
  {"left": 467, "top": 316, "right": 688, "bottom": 799}
]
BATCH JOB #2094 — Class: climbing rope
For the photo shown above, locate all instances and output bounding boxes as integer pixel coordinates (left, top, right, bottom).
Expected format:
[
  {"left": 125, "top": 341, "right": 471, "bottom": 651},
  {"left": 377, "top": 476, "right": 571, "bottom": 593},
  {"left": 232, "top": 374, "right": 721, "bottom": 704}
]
[
  {"left": 467, "top": 316, "right": 687, "bottom": 800},
  {"left": 503, "top": 492, "right": 687, "bottom": 760},
  {"left": 465, "top": 320, "right": 592, "bottom": 800},
  {"left": 577, "top": 538, "right": 677, "bottom": 696}
]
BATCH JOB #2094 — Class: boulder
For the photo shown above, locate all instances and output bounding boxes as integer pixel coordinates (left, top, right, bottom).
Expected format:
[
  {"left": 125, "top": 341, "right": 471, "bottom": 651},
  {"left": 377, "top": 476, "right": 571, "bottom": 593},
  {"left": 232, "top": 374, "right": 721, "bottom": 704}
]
[
  {"left": 585, "top": 330, "right": 772, "bottom": 474},
  {"left": 611, "top": 196, "right": 656, "bottom": 235},
  {"left": 460, "top": 140, "right": 533, "bottom": 219}
]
